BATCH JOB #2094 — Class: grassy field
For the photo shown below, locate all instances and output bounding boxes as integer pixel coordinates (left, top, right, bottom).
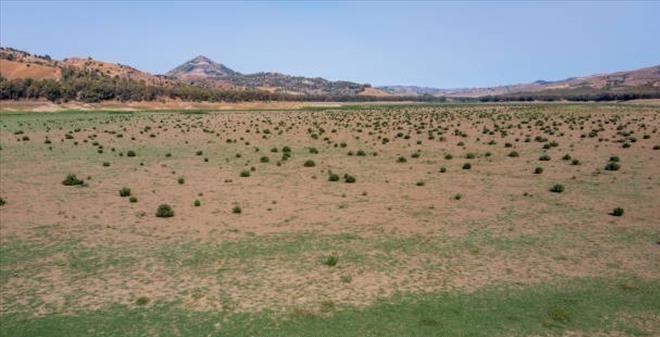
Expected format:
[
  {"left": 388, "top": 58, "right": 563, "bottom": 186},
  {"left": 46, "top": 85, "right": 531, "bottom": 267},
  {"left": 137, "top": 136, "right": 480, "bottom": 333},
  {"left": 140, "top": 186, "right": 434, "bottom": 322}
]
[{"left": 1, "top": 103, "right": 659, "bottom": 336}]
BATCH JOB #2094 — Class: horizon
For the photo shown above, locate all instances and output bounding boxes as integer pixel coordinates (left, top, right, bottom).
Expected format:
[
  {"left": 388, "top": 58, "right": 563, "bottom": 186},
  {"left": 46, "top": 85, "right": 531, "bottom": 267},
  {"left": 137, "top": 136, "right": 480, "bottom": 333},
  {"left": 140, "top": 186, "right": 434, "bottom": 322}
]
[{"left": 1, "top": 1, "right": 659, "bottom": 88}]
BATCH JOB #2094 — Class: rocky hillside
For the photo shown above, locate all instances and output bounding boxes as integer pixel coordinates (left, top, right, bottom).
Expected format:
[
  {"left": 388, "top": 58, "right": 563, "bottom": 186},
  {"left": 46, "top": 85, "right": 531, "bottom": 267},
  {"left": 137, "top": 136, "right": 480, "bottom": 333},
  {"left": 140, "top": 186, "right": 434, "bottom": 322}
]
[{"left": 165, "top": 55, "right": 376, "bottom": 96}]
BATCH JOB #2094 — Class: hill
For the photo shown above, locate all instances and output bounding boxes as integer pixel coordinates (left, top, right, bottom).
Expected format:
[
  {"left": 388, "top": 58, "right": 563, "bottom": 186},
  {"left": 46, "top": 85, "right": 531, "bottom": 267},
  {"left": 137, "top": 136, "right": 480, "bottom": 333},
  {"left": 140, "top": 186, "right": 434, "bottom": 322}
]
[
  {"left": 378, "top": 65, "right": 660, "bottom": 98},
  {"left": 165, "top": 55, "right": 379, "bottom": 96}
]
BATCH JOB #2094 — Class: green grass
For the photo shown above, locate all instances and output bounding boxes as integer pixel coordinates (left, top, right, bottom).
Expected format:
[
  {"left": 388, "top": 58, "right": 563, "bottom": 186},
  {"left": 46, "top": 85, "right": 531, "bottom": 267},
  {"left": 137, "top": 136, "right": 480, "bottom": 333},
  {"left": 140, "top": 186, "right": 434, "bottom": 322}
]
[{"left": 1, "top": 278, "right": 657, "bottom": 337}]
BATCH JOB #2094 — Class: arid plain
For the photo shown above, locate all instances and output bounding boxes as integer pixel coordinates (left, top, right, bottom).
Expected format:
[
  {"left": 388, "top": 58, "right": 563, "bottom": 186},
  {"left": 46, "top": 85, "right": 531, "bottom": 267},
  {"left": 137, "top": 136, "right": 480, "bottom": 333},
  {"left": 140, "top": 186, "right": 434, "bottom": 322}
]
[{"left": 1, "top": 103, "right": 659, "bottom": 336}]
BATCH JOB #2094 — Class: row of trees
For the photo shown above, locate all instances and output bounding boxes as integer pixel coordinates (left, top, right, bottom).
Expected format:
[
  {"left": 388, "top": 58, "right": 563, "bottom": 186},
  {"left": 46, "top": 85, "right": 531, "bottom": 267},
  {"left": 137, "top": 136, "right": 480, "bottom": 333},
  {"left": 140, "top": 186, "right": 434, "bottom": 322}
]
[{"left": 2, "top": 68, "right": 656, "bottom": 103}]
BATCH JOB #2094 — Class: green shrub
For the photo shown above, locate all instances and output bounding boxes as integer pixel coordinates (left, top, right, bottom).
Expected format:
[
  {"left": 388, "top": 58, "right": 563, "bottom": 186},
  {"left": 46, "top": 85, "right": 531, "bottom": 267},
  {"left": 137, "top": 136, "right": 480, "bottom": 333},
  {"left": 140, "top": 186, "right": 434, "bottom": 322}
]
[
  {"left": 609, "top": 156, "right": 620, "bottom": 162},
  {"left": 571, "top": 159, "right": 580, "bottom": 165},
  {"left": 416, "top": 181, "right": 425, "bottom": 186},
  {"left": 539, "top": 154, "right": 551, "bottom": 161},
  {"left": 240, "top": 170, "right": 250, "bottom": 177},
  {"left": 127, "top": 150, "right": 136, "bottom": 157},
  {"left": 610, "top": 207, "right": 624, "bottom": 216},
  {"left": 562, "top": 154, "right": 572, "bottom": 161},
  {"left": 232, "top": 205, "right": 242, "bottom": 214},
  {"left": 444, "top": 154, "right": 453, "bottom": 160},
  {"left": 344, "top": 174, "right": 356, "bottom": 183},
  {"left": 303, "top": 159, "right": 316, "bottom": 167},
  {"left": 260, "top": 156, "right": 270, "bottom": 163},
  {"left": 321, "top": 254, "right": 338, "bottom": 267},
  {"left": 62, "top": 174, "right": 84, "bottom": 186},
  {"left": 102, "top": 161, "right": 110, "bottom": 167},
  {"left": 550, "top": 184, "right": 565, "bottom": 193},
  {"left": 129, "top": 196, "right": 138, "bottom": 203},
  {"left": 178, "top": 176, "right": 185, "bottom": 184},
  {"left": 119, "top": 187, "right": 131, "bottom": 197},
  {"left": 135, "top": 297, "right": 149, "bottom": 306},
  {"left": 508, "top": 151, "right": 519, "bottom": 157},
  {"left": 534, "top": 167, "right": 544, "bottom": 174},
  {"left": 328, "top": 173, "right": 340, "bottom": 182},
  {"left": 156, "top": 204, "right": 174, "bottom": 218},
  {"left": 440, "top": 167, "right": 447, "bottom": 173},
  {"left": 194, "top": 199, "right": 201, "bottom": 207},
  {"left": 462, "top": 163, "right": 471, "bottom": 170},
  {"left": 604, "top": 162, "right": 620, "bottom": 171},
  {"left": 0, "top": 197, "right": 5, "bottom": 206},
  {"left": 397, "top": 156, "right": 407, "bottom": 163}
]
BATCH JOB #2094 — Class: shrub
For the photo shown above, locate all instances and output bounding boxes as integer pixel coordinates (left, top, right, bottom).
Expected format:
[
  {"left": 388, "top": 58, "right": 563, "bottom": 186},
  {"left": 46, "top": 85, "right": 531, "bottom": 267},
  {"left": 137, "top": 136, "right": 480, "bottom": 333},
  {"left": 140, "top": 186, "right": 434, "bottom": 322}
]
[
  {"left": 562, "top": 154, "right": 572, "bottom": 161},
  {"left": 0, "top": 197, "right": 5, "bottom": 206},
  {"left": 609, "top": 156, "right": 620, "bottom": 162},
  {"left": 178, "top": 176, "right": 185, "bottom": 184},
  {"left": 416, "top": 181, "right": 425, "bottom": 186},
  {"left": 62, "top": 174, "right": 84, "bottom": 186},
  {"left": 232, "top": 205, "right": 242, "bottom": 214},
  {"left": 321, "top": 254, "right": 338, "bottom": 267},
  {"left": 156, "top": 204, "right": 174, "bottom": 218},
  {"left": 604, "top": 162, "right": 620, "bottom": 171},
  {"left": 260, "top": 156, "right": 270, "bottom": 163},
  {"left": 550, "top": 184, "right": 565, "bottom": 193},
  {"left": 135, "top": 297, "right": 149, "bottom": 306},
  {"left": 534, "top": 167, "right": 544, "bottom": 174},
  {"left": 102, "top": 161, "right": 110, "bottom": 167},
  {"left": 465, "top": 153, "right": 475, "bottom": 159},
  {"left": 194, "top": 199, "right": 201, "bottom": 207},
  {"left": 344, "top": 174, "right": 356, "bottom": 183},
  {"left": 440, "top": 167, "right": 447, "bottom": 173},
  {"left": 119, "top": 187, "right": 131, "bottom": 197},
  {"left": 303, "top": 159, "right": 316, "bottom": 167},
  {"left": 129, "top": 196, "right": 138, "bottom": 203},
  {"left": 240, "top": 170, "right": 250, "bottom": 177},
  {"left": 127, "top": 150, "right": 136, "bottom": 157},
  {"left": 508, "top": 151, "right": 519, "bottom": 158},
  {"left": 328, "top": 173, "right": 340, "bottom": 182},
  {"left": 356, "top": 150, "right": 366, "bottom": 156},
  {"left": 539, "top": 154, "right": 551, "bottom": 161},
  {"left": 444, "top": 154, "right": 453, "bottom": 160},
  {"left": 453, "top": 193, "right": 462, "bottom": 200},
  {"left": 196, "top": 150, "right": 203, "bottom": 156},
  {"left": 462, "top": 163, "right": 471, "bottom": 170},
  {"left": 610, "top": 207, "right": 624, "bottom": 216},
  {"left": 571, "top": 159, "right": 580, "bottom": 165}
]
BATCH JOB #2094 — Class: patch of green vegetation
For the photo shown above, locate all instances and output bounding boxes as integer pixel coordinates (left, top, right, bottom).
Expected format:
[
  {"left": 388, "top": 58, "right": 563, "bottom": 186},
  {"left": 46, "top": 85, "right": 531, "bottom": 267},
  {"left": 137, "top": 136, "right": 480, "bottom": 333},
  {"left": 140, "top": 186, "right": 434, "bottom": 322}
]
[{"left": 1, "top": 278, "right": 657, "bottom": 337}]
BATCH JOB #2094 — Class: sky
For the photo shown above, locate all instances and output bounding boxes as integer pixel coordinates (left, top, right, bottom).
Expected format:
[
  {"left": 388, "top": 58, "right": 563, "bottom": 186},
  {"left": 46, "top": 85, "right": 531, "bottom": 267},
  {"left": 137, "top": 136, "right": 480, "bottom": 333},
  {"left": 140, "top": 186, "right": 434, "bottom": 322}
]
[{"left": 1, "top": 1, "right": 659, "bottom": 88}]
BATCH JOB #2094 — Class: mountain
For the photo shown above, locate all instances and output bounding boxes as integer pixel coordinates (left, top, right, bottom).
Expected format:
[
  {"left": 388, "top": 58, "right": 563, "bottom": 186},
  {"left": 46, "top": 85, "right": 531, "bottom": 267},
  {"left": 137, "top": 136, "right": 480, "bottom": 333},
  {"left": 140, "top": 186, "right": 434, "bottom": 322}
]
[
  {"left": 378, "top": 65, "right": 660, "bottom": 98},
  {"left": 166, "top": 56, "right": 240, "bottom": 80},
  {"left": 165, "top": 55, "right": 377, "bottom": 96}
]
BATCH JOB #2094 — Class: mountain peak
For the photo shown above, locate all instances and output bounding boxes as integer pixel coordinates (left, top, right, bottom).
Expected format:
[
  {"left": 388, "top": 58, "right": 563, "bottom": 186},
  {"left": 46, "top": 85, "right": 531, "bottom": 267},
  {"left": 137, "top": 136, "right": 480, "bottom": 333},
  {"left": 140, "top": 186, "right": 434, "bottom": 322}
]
[{"left": 166, "top": 55, "right": 240, "bottom": 78}]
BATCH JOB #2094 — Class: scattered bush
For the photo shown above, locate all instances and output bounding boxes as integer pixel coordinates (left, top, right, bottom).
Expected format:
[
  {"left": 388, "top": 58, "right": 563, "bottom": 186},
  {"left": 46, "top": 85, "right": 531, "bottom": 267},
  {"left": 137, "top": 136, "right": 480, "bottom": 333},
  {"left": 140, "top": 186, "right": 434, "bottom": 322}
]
[
  {"left": 550, "top": 184, "right": 565, "bottom": 193},
  {"left": 604, "top": 162, "right": 620, "bottom": 171},
  {"left": 321, "top": 254, "right": 338, "bottom": 267},
  {"left": 119, "top": 187, "right": 131, "bottom": 197},
  {"left": 610, "top": 207, "right": 624, "bottom": 216},
  {"left": 62, "top": 174, "right": 84, "bottom": 186},
  {"left": 303, "top": 159, "right": 316, "bottom": 167},
  {"left": 156, "top": 204, "right": 174, "bottom": 218}
]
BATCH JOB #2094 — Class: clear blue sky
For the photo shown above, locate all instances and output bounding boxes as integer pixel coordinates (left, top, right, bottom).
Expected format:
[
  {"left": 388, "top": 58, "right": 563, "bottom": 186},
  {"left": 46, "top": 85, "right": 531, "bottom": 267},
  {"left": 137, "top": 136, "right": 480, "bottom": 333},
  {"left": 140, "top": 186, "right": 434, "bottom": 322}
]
[{"left": 1, "top": 1, "right": 659, "bottom": 88}]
